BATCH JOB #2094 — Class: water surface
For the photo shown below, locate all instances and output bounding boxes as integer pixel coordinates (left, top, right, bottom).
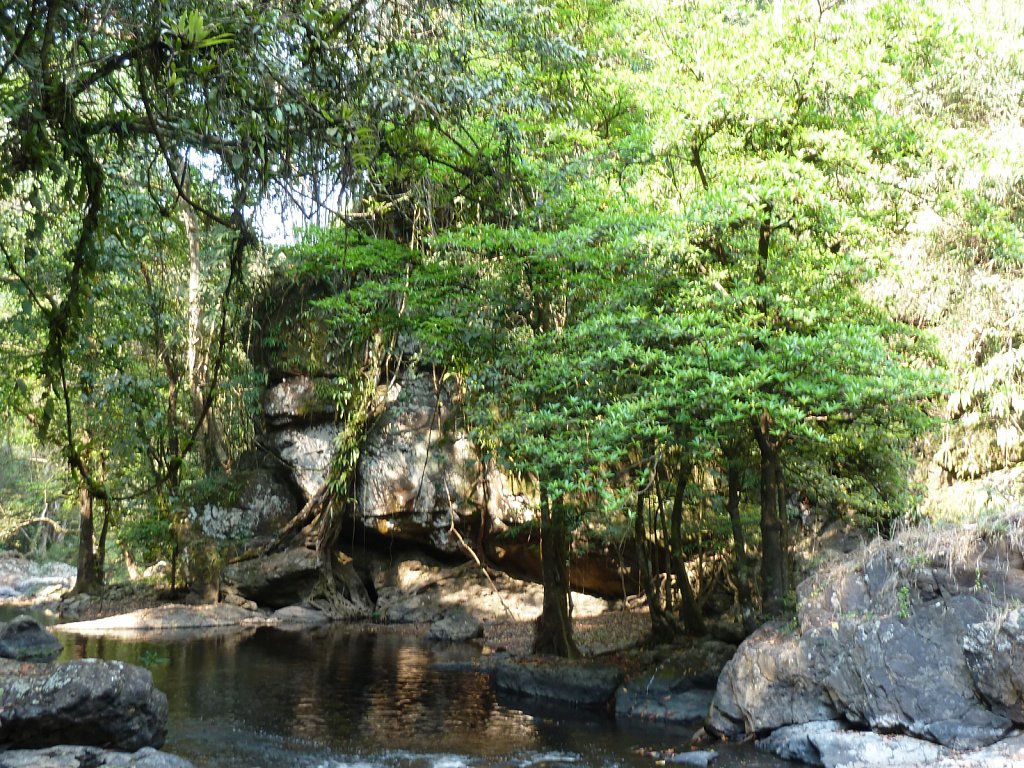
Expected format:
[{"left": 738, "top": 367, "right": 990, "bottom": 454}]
[{"left": 53, "top": 624, "right": 794, "bottom": 768}]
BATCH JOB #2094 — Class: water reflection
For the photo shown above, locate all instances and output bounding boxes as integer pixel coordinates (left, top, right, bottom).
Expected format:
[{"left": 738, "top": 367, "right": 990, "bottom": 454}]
[{"left": 52, "top": 624, "right": 793, "bottom": 768}]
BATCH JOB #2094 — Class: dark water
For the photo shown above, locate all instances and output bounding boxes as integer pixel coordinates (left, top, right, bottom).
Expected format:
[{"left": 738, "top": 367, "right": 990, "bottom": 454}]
[{"left": 48, "top": 624, "right": 794, "bottom": 768}]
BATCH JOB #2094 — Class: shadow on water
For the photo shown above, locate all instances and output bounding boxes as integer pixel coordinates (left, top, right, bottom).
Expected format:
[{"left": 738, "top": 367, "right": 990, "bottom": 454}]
[{"left": 52, "top": 624, "right": 796, "bottom": 768}]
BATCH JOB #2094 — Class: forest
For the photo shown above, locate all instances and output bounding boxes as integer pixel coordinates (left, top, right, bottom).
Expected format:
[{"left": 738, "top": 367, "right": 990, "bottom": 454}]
[{"left": 2, "top": 0, "right": 1024, "bottom": 659}]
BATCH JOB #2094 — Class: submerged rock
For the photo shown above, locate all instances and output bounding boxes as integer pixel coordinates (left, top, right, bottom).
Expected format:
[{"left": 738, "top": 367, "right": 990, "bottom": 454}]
[
  {"left": 0, "top": 658, "right": 168, "bottom": 751},
  {"left": 0, "top": 615, "right": 62, "bottom": 662}
]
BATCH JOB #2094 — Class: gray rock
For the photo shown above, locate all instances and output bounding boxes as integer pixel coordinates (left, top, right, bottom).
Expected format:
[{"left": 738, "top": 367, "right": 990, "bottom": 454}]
[
  {"left": 963, "top": 608, "right": 1024, "bottom": 724},
  {"left": 667, "top": 751, "right": 718, "bottom": 767},
  {"left": 494, "top": 657, "right": 623, "bottom": 707},
  {"left": 0, "top": 658, "right": 168, "bottom": 750},
  {"left": 268, "top": 424, "right": 340, "bottom": 500},
  {"left": 222, "top": 547, "right": 321, "bottom": 608},
  {"left": 270, "top": 605, "right": 330, "bottom": 626},
  {"left": 192, "top": 470, "right": 298, "bottom": 540},
  {"left": 710, "top": 568, "right": 1018, "bottom": 749},
  {"left": 263, "top": 376, "right": 335, "bottom": 427},
  {"left": 757, "top": 721, "right": 948, "bottom": 768},
  {"left": 707, "top": 625, "right": 838, "bottom": 737},
  {"left": 0, "top": 615, "right": 62, "bottom": 662},
  {"left": 0, "top": 746, "right": 195, "bottom": 768},
  {"left": 355, "top": 375, "right": 480, "bottom": 553},
  {"left": 617, "top": 686, "right": 714, "bottom": 723},
  {"left": 427, "top": 609, "right": 483, "bottom": 642}
]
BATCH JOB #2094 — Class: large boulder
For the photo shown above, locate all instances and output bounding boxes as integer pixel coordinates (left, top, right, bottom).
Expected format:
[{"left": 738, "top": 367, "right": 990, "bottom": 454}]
[
  {"left": 268, "top": 424, "right": 341, "bottom": 500},
  {"left": 221, "top": 548, "right": 373, "bottom": 616},
  {"left": 191, "top": 469, "right": 299, "bottom": 540},
  {"left": 0, "top": 658, "right": 168, "bottom": 751},
  {"left": 355, "top": 374, "right": 480, "bottom": 552},
  {"left": 711, "top": 540, "right": 1024, "bottom": 751},
  {"left": 262, "top": 375, "right": 336, "bottom": 427},
  {"left": 0, "top": 615, "right": 62, "bottom": 662}
]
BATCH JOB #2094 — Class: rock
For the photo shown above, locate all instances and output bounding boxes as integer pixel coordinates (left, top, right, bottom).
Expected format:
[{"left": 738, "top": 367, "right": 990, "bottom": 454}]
[
  {"left": 222, "top": 547, "right": 321, "bottom": 608},
  {"left": 616, "top": 639, "right": 734, "bottom": 724},
  {"left": 427, "top": 608, "right": 483, "bottom": 642},
  {"left": 270, "top": 605, "right": 330, "bottom": 626},
  {"left": 962, "top": 607, "right": 1024, "bottom": 724},
  {"left": 263, "top": 375, "right": 335, "bottom": 427},
  {"left": 0, "top": 658, "right": 168, "bottom": 751},
  {"left": 0, "top": 615, "right": 62, "bottom": 662},
  {"left": 355, "top": 374, "right": 480, "bottom": 552},
  {"left": 0, "top": 746, "right": 196, "bottom": 768},
  {"left": 711, "top": 551, "right": 1024, "bottom": 749},
  {"left": 58, "top": 603, "right": 258, "bottom": 633},
  {"left": 268, "top": 424, "right": 340, "bottom": 500},
  {"left": 191, "top": 469, "right": 299, "bottom": 539},
  {"left": 757, "top": 721, "right": 948, "bottom": 767},
  {"left": 494, "top": 657, "right": 623, "bottom": 708},
  {"left": 707, "top": 624, "right": 838, "bottom": 737},
  {"left": 667, "top": 751, "right": 718, "bottom": 766},
  {"left": 617, "top": 687, "right": 714, "bottom": 723}
]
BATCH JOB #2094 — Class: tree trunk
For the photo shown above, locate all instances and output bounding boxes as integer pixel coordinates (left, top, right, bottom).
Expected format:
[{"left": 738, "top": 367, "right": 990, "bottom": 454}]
[
  {"left": 533, "top": 491, "right": 580, "bottom": 658},
  {"left": 725, "top": 446, "right": 757, "bottom": 630},
  {"left": 74, "top": 484, "right": 101, "bottom": 594},
  {"left": 670, "top": 464, "right": 706, "bottom": 636},
  {"left": 753, "top": 415, "right": 787, "bottom": 615},
  {"left": 636, "top": 488, "right": 680, "bottom": 644}
]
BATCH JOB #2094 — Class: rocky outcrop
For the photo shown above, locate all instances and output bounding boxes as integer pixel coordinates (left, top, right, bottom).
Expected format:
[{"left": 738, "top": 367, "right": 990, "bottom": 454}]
[
  {"left": 0, "top": 615, "right": 62, "bottom": 662},
  {"left": 221, "top": 548, "right": 373, "bottom": 616},
  {"left": 0, "top": 746, "right": 195, "bottom": 768},
  {"left": 711, "top": 536, "right": 1024, "bottom": 757},
  {"left": 0, "top": 658, "right": 168, "bottom": 751},
  {"left": 191, "top": 469, "right": 299, "bottom": 540}
]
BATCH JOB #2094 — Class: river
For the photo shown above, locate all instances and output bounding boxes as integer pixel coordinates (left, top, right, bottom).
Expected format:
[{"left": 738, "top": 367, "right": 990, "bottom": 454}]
[{"left": 47, "top": 623, "right": 795, "bottom": 768}]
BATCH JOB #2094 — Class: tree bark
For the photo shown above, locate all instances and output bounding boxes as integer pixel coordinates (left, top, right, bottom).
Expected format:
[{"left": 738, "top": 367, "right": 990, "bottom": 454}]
[
  {"left": 74, "top": 484, "right": 101, "bottom": 594},
  {"left": 636, "top": 487, "right": 680, "bottom": 644},
  {"left": 533, "top": 490, "right": 580, "bottom": 658},
  {"left": 670, "top": 463, "right": 706, "bottom": 636},
  {"left": 753, "top": 414, "right": 787, "bottom": 615},
  {"left": 724, "top": 445, "right": 756, "bottom": 629}
]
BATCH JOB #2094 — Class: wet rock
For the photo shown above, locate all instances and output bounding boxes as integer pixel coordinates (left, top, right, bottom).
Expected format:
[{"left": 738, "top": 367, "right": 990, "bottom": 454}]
[
  {"left": 0, "top": 746, "right": 195, "bottom": 768},
  {"left": 757, "top": 720, "right": 948, "bottom": 767},
  {"left": 667, "top": 751, "right": 718, "bottom": 766},
  {"left": 427, "top": 608, "right": 483, "bottom": 642},
  {"left": 0, "top": 615, "right": 62, "bottom": 662},
  {"left": 0, "top": 658, "right": 168, "bottom": 751},
  {"left": 616, "top": 639, "right": 734, "bottom": 724},
  {"left": 494, "top": 657, "right": 623, "bottom": 708}
]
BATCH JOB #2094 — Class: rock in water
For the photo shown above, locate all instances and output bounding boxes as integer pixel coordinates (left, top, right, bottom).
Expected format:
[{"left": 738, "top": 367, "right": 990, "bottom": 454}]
[
  {"left": 0, "top": 615, "right": 62, "bottom": 662},
  {"left": 427, "top": 608, "right": 483, "bottom": 642},
  {"left": 0, "top": 658, "right": 168, "bottom": 750},
  {"left": 494, "top": 657, "right": 623, "bottom": 707}
]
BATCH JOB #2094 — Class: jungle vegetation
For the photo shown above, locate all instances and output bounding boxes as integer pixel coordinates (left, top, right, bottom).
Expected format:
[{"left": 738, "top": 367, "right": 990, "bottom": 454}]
[{"left": 2, "top": 0, "right": 1023, "bottom": 655}]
